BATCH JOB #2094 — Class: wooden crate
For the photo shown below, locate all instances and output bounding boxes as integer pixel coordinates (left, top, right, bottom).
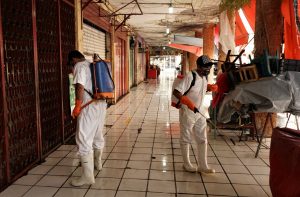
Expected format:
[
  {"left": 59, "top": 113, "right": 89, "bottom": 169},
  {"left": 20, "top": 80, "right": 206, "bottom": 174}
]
[{"left": 237, "top": 65, "right": 259, "bottom": 82}]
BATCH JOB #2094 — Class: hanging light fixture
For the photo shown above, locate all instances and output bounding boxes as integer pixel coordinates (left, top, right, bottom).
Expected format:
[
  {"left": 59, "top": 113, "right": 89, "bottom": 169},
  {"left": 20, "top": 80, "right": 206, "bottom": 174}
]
[{"left": 166, "top": 28, "right": 170, "bottom": 34}]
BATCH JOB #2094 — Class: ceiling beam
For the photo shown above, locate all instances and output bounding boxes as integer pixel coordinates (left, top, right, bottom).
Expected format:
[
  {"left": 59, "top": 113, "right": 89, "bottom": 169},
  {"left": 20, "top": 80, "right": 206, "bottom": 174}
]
[{"left": 140, "top": 13, "right": 195, "bottom": 15}]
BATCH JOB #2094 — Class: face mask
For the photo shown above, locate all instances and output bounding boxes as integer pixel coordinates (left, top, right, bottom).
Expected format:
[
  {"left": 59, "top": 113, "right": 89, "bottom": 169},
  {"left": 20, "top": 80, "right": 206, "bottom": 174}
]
[{"left": 200, "top": 67, "right": 211, "bottom": 76}]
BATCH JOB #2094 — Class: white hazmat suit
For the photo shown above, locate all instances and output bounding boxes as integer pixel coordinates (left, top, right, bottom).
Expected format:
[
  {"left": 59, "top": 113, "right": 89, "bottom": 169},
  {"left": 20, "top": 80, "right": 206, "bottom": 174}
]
[
  {"left": 174, "top": 71, "right": 215, "bottom": 174},
  {"left": 72, "top": 60, "right": 107, "bottom": 186}
]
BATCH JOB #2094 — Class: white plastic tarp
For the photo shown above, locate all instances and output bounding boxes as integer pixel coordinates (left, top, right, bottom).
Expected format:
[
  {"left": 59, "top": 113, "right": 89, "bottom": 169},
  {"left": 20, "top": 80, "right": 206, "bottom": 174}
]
[
  {"left": 217, "top": 72, "right": 300, "bottom": 123},
  {"left": 285, "top": 71, "right": 300, "bottom": 112}
]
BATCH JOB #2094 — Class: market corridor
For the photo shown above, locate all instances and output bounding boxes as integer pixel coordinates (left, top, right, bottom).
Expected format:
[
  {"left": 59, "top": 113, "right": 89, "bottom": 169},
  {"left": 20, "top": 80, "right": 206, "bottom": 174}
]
[{"left": 0, "top": 72, "right": 272, "bottom": 197}]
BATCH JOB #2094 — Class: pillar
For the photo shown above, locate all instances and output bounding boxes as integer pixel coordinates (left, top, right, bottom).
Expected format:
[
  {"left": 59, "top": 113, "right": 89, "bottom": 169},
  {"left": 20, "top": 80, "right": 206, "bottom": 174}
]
[
  {"left": 75, "top": 0, "right": 83, "bottom": 51},
  {"left": 203, "top": 24, "right": 215, "bottom": 83},
  {"left": 188, "top": 30, "right": 202, "bottom": 71},
  {"left": 254, "top": 0, "right": 283, "bottom": 57},
  {"left": 133, "top": 36, "right": 138, "bottom": 86}
]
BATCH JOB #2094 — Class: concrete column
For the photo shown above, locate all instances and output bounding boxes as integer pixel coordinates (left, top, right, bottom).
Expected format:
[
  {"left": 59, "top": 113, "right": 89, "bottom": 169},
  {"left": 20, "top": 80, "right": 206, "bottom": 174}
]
[
  {"left": 203, "top": 24, "right": 215, "bottom": 83},
  {"left": 188, "top": 31, "right": 202, "bottom": 71},
  {"left": 109, "top": 25, "right": 117, "bottom": 102},
  {"left": 133, "top": 37, "right": 138, "bottom": 86},
  {"left": 188, "top": 52, "right": 197, "bottom": 71},
  {"left": 75, "top": 0, "right": 83, "bottom": 51},
  {"left": 181, "top": 52, "right": 187, "bottom": 75},
  {"left": 254, "top": 0, "right": 283, "bottom": 57}
]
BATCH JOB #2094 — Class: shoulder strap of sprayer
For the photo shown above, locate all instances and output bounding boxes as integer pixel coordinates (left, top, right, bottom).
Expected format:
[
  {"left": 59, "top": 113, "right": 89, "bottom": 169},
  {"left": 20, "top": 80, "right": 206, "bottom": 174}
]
[
  {"left": 84, "top": 89, "right": 94, "bottom": 99},
  {"left": 183, "top": 71, "right": 196, "bottom": 96},
  {"left": 84, "top": 53, "right": 115, "bottom": 100},
  {"left": 82, "top": 54, "right": 101, "bottom": 105},
  {"left": 175, "top": 71, "right": 196, "bottom": 108}
]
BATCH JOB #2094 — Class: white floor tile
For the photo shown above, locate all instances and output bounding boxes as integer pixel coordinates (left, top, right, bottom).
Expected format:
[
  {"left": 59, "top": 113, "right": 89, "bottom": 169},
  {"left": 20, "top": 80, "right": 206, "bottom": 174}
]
[
  {"left": 54, "top": 188, "right": 87, "bottom": 197},
  {"left": 108, "top": 153, "right": 130, "bottom": 160},
  {"left": 41, "top": 157, "right": 62, "bottom": 166},
  {"left": 48, "top": 150, "right": 70, "bottom": 158},
  {"left": 116, "top": 191, "right": 146, "bottom": 197},
  {"left": 149, "top": 170, "right": 174, "bottom": 181},
  {"left": 23, "top": 186, "right": 58, "bottom": 197},
  {"left": 0, "top": 185, "right": 31, "bottom": 197},
  {"left": 247, "top": 166, "right": 270, "bottom": 175},
  {"left": 175, "top": 171, "right": 202, "bottom": 182},
  {"left": 205, "top": 183, "right": 237, "bottom": 196},
  {"left": 147, "top": 192, "right": 176, "bottom": 197},
  {"left": 85, "top": 189, "right": 116, "bottom": 197},
  {"left": 130, "top": 153, "right": 152, "bottom": 161},
  {"left": 57, "top": 158, "right": 80, "bottom": 166},
  {"left": 97, "top": 168, "right": 124, "bottom": 178},
  {"left": 227, "top": 174, "right": 258, "bottom": 185},
  {"left": 28, "top": 165, "right": 53, "bottom": 175},
  {"left": 91, "top": 178, "right": 120, "bottom": 190},
  {"left": 57, "top": 145, "right": 76, "bottom": 151},
  {"left": 151, "top": 161, "right": 174, "bottom": 171},
  {"left": 222, "top": 164, "right": 250, "bottom": 174},
  {"left": 127, "top": 161, "right": 151, "bottom": 170},
  {"left": 176, "top": 181, "right": 206, "bottom": 194},
  {"left": 119, "top": 179, "right": 147, "bottom": 191},
  {"left": 148, "top": 180, "right": 176, "bottom": 193},
  {"left": 13, "top": 174, "right": 43, "bottom": 186},
  {"left": 47, "top": 166, "right": 76, "bottom": 176},
  {"left": 233, "top": 184, "right": 268, "bottom": 197},
  {"left": 123, "top": 169, "right": 149, "bottom": 179},
  {"left": 103, "top": 160, "right": 127, "bottom": 168},
  {"left": 36, "top": 175, "right": 68, "bottom": 187},
  {"left": 202, "top": 172, "right": 230, "bottom": 183},
  {"left": 253, "top": 175, "right": 270, "bottom": 186}
]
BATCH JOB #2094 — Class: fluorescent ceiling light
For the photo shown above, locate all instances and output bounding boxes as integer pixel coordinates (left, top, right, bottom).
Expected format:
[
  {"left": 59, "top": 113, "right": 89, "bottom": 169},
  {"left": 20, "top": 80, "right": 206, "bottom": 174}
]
[
  {"left": 166, "top": 28, "right": 170, "bottom": 34},
  {"left": 168, "top": 5, "right": 173, "bottom": 13}
]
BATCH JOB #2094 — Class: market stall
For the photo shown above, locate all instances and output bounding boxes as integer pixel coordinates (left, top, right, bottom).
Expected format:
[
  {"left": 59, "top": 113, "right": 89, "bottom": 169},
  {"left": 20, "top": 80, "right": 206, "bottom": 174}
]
[{"left": 216, "top": 71, "right": 300, "bottom": 156}]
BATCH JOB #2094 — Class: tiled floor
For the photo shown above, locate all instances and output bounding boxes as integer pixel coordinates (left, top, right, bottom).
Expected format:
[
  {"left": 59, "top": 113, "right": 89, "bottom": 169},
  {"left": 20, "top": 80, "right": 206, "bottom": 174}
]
[{"left": 2, "top": 71, "right": 292, "bottom": 197}]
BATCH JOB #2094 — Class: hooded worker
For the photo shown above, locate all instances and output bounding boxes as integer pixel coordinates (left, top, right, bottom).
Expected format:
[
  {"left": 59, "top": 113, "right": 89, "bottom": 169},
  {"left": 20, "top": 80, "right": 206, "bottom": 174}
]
[
  {"left": 173, "top": 55, "right": 216, "bottom": 174},
  {"left": 68, "top": 50, "right": 107, "bottom": 186}
]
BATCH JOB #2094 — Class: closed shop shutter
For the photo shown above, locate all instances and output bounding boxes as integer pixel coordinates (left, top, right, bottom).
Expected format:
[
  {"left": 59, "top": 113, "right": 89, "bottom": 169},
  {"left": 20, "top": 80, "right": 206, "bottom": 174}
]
[{"left": 83, "top": 22, "right": 106, "bottom": 61}]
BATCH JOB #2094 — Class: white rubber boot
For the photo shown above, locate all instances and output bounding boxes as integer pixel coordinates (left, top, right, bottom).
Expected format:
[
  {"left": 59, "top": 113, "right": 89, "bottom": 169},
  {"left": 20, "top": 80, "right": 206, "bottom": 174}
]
[
  {"left": 180, "top": 143, "right": 197, "bottom": 172},
  {"left": 71, "top": 152, "right": 95, "bottom": 186},
  {"left": 94, "top": 149, "right": 103, "bottom": 171},
  {"left": 197, "top": 143, "right": 215, "bottom": 174}
]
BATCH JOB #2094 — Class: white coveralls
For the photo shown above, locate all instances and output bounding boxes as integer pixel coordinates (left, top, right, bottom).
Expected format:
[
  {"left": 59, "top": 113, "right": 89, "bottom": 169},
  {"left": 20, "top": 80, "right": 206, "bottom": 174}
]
[
  {"left": 174, "top": 71, "right": 208, "bottom": 144},
  {"left": 73, "top": 60, "right": 107, "bottom": 156}
]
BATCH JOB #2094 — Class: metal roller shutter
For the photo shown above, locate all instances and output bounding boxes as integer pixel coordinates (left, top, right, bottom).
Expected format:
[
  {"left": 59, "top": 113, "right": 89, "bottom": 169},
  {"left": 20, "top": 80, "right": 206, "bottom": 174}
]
[{"left": 83, "top": 23, "right": 106, "bottom": 61}]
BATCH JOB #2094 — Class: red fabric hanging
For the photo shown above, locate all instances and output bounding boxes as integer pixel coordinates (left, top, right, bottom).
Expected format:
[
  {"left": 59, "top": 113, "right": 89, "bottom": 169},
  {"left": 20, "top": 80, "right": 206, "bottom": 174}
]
[
  {"left": 281, "top": 0, "right": 300, "bottom": 60},
  {"left": 235, "top": 12, "right": 249, "bottom": 46},
  {"left": 214, "top": 24, "right": 220, "bottom": 47},
  {"left": 242, "top": 0, "right": 256, "bottom": 31},
  {"left": 235, "top": 0, "right": 256, "bottom": 46},
  {"left": 168, "top": 43, "right": 202, "bottom": 57}
]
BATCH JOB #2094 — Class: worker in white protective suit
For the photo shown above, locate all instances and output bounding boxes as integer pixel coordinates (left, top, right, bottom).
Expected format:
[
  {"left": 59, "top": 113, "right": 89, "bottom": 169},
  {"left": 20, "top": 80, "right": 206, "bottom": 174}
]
[
  {"left": 173, "top": 55, "right": 217, "bottom": 174},
  {"left": 68, "top": 50, "right": 107, "bottom": 186}
]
